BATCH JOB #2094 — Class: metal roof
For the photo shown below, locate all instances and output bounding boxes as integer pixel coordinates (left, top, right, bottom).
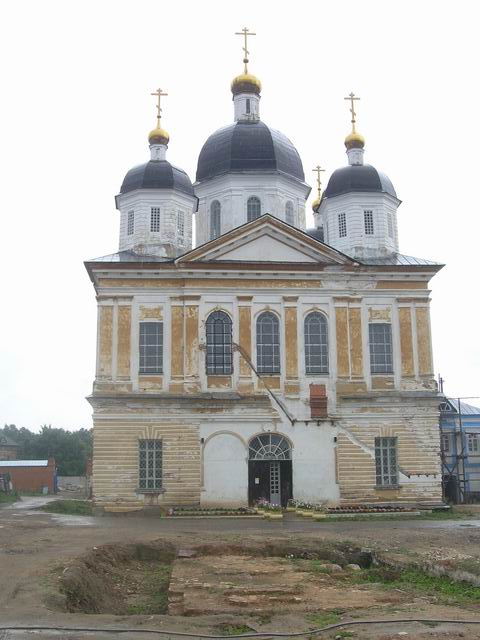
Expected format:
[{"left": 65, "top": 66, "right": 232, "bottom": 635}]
[
  {"left": 359, "top": 253, "right": 442, "bottom": 266},
  {"left": 0, "top": 460, "right": 49, "bottom": 467},
  {"left": 446, "top": 398, "right": 480, "bottom": 416},
  {"left": 324, "top": 164, "right": 397, "bottom": 199},
  {"left": 196, "top": 120, "right": 305, "bottom": 183},
  {"left": 86, "top": 251, "right": 174, "bottom": 263},
  {"left": 120, "top": 160, "right": 194, "bottom": 196}
]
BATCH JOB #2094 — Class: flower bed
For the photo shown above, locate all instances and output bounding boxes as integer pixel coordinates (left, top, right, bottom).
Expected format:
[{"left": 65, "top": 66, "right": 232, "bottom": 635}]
[{"left": 170, "top": 507, "right": 257, "bottom": 517}]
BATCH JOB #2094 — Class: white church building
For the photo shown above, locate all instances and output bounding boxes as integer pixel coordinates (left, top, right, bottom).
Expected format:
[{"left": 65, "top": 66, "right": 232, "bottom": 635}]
[{"left": 85, "top": 33, "right": 444, "bottom": 512}]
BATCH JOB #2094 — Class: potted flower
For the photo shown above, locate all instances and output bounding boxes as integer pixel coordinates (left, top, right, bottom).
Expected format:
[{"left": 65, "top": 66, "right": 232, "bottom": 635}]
[
  {"left": 264, "top": 503, "right": 283, "bottom": 520},
  {"left": 255, "top": 498, "right": 269, "bottom": 514},
  {"left": 286, "top": 499, "right": 297, "bottom": 512}
]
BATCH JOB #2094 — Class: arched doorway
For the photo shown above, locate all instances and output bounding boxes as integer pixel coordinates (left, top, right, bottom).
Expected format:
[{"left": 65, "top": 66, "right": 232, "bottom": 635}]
[{"left": 248, "top": 434, "right": 292, "bottom": 507}]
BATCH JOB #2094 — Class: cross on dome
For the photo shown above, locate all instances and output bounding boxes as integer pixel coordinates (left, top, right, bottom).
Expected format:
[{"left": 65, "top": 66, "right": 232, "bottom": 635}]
[
  {"left": 343, "top": 91, "right": 365, "bottom": 152},
  {"left": 235, "top": 27, "right": 256, "bottom": 74},
  {"left": 148, "top": 87, "right": 170, "bottom": 147}
]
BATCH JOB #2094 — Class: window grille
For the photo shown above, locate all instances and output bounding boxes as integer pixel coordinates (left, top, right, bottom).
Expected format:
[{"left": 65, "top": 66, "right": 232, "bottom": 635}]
[
  {"left": 387, "top": 213, "right": 394, "bottom": 237},
  {"left": 246, "top": 98, "right": 251, "bottom": 114},
  {"left": 369, "top": 323, "right": 393, "bottom": 374},
  {"left": 375, "top": 437, "right": 398, "bottom": 486},
  {"left": 210, "top": 201, "right": 221, "bottom": 240},
  {"left": 177, "top": 210, "right": 185, "bottom": 238},
  {"left": 285, "top": 201, "right": 294, "bottom": 225},
  {"left": 150, "top": 207, "right": 160, "bottom": 232},
  {"left": 256, "top": 311, "right": 280, "bottom": 374},
  {"left": 441, "top": 433, "right": 451, "bottom": 454},
  {"left": 304, "top": 312, "right": 329, "bottom": 374},
  {"left": 138, "top": 439, "right": 162, "bottom": 490},
  {"left": 468, "top": 433, "right": 480, "bottom": 455},
  {"left": 338, "top": 212, "right": 347, "bottom": 238},
  {"left": 206, "top": 311, "right": 232, "bottom": 375},
  {"left": 249, "top": 434, "right": 292, "bottom": 460},
  {"left": 127, "top": 210, "right": 135, "bottom": 236},
  {"left": 139, "top": 322, "right": 163, "bottom": 374},
  {"left": 247, "top": 196, "right": 261, "bottom": 222},
  {"left": 364, "top": 209, "right": 374, "bottom": 235}
]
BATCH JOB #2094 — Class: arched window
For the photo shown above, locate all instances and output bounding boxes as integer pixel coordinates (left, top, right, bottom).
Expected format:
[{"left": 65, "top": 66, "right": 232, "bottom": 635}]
[
  {"left": 210, "top": 201, "right": 221, "bottom": 240},
  {"left": 285, "top": 201, "right": 294, "bottom": 225},
  {"left": 247, "top": 196, "right": 261, "bottom": 222},
  {"left": 304, "top": 312, "right": 329, "bottom": 374},
  {"left": 249, "top": 434, "right": 292, "bottom": 460},
  {"left": 206, "top": 311, "right": 232, "bottom": 375},
  {"left": 256, "top": 311, "right": 280, "bottom": 374}
]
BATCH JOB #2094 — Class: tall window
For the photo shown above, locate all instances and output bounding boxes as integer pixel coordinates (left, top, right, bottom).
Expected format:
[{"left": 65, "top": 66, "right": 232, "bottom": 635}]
[
  {"left": 139, "top": 322, "right": 163, "bottom": 374},
  {"left": 246, "top": 98, "right": 251, "bottom": 114},
  {"left": 387, "top": 213, "right": 394, "bottom": 237},
  {"left": 304, "top": 312, "right": 329, "bottom": 374},
  {"left": 375, "top": 437, "right": 398, "bottom": 486},
  {"left": 177, "top": 210, "right": 185, "bottom": 239},
  {"left": 210, "top": 200, "right": 221, "bottom": 240},
  {"left": 441, "top": 433, "right": 451, "bottom": 454},
  {"left": 247, "top": 196, "right": 261, "bottom": 221},
  {"left": 256, "top": 312, "right": 280, "bottom": 374},
  {"left": 138, "top": 439, "right": 162, "bottom": 490},
  {"left": 150, "top": 207, "right": 160, "bottom": 232},
  {"left": 364, "top": 209, "right": 374, "bottom": 235},
  {"left": 338, "top": 212, "right": 347, "bottom": 238},
  {"left": 206, "top": 311, "right": 232, "bottom": 375},
  {"left": 285, "top": 201, "right": 294, "bottom": 225},
  {"left": 369, "top": 323, "right": 393, "bottom": 374},
  {"left": 468, "top": 433, "right": 480, "bottom": 455},
  {"left": 127, "top": 210, "right": 135, "bottom": 236}
]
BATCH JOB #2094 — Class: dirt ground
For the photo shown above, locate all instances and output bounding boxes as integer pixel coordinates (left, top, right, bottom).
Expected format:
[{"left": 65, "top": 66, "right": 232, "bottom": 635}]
[{"left": 2, "top": 495, "right": 480, "bottom": 639}]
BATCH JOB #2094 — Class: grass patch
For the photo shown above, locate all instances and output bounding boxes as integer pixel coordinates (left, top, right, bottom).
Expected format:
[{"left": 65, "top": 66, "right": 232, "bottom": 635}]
[
  {"left": 216, "top": 624, "right": 254, "bottom": 635},
  {"left": 354, "top": 566, "right": 480, "bottom": 605},
  {"left": 0, "top": 491, "right": 19, "bottom": 504},
  {"left": 125, "top": 562, "right": 172, "bottom": 614},
  {"left": 306, "top": 609, "right": 343, "bottom": 627},
  {"left": 39, "top": 499, "right": 92, "bottom": 516}
]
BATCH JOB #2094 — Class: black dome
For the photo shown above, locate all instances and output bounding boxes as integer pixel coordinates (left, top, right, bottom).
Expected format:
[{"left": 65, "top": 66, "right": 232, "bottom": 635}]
[
  {"left": 196, "top": 121, "right": 305, "bottom": 182},
  {"left": 324, "top": 164, "right": 396, "bottom": 199},
  {"left": 120, "top": 160, "right": 194, "bottom": 196}
]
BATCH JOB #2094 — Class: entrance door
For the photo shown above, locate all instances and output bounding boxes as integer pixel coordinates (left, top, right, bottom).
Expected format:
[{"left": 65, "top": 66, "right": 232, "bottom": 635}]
[
  {"left": 270, "top": 461, "right": 281, "bottom": 506},
  {"left": 248, "top": 434, "right": 293, "bottom": 508}
]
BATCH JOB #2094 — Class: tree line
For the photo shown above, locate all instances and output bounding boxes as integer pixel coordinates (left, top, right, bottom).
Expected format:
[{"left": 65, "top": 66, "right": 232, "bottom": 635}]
[{"left": 1, "top": 425, "right": 92, "bottom": 476}]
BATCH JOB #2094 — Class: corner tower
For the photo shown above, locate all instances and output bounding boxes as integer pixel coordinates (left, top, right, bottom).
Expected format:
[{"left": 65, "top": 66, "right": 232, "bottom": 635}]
[
  {"left": 319, "top": 94, "right": 401, "bottom": 259},
  {"left": 115, "top": 89, "right": 197, "bottom": 258},
  {"left": 194, "top": 28, "right": 310, "bottom": 246}
]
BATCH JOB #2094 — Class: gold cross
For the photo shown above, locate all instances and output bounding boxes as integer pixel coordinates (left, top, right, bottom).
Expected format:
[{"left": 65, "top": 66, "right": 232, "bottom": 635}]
[
  {"left": 235, "top": 27, "right": 256, "bottom": 74},
  {"left": 344, "top": 92, "right": 360, "bottom": 131},
  {"left": 312, "top": 165, "right": 326, "bottom": 196},
  {"left": 150, "top": 87, "right": 168, "bottom": 128}
]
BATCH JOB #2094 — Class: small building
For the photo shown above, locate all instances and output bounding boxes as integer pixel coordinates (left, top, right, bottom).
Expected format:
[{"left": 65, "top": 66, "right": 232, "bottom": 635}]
[
  {"left": 0, "top": 434, "right": 20, "bottom": 461},
  {"left": 0, "top": 458, "right": 57, "bottom": 494},
  {"left": 440, "top": 398, "right": 480, "bottom": 503}
]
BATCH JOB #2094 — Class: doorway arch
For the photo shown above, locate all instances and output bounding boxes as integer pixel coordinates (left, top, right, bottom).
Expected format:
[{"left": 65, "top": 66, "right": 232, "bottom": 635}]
[{"left": 248, "top": 433, "right": 292, "bottom": 507}]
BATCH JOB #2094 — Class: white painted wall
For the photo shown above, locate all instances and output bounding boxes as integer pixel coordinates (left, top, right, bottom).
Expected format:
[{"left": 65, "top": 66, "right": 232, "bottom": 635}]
[
  {"left": 233, "top": 92, "right": 260, "bottom": 122},
  {"left": 202, "top": 432, "right": 248, "bottom": 506},
  {"left": 319, "top": 191, "right": 400, "bottom": 258},
  {"left": 194, "top": 173, "right": 309, "bottom": 246}
]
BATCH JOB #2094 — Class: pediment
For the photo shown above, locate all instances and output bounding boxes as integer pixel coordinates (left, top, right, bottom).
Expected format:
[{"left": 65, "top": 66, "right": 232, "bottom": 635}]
[{"left": 177, "top": 215, "right": 356, "bottom": 265}]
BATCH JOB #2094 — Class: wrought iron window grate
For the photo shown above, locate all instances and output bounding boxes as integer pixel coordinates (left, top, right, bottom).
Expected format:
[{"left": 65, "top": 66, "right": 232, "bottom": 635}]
[
  {"left": 375, "top": 437, "right": 398, "bottom": 486},
  {"left": 139, "top": 439, "right": 162, "bottom": 490},
  {"left": 249, "top": 434, "right": 292, "bottom": 460},
  {"left": 369, "top": 323, "right": 393, "bottom": 374}
]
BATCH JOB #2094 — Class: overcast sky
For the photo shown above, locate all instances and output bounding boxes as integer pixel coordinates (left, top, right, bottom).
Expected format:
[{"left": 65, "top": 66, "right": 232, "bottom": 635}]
[{"left": 1, "top": 0, "right": 479, "bottom": 431}]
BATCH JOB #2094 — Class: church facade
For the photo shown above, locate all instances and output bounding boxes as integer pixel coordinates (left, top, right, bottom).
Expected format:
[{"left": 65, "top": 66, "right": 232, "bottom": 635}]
[{"left": 85, "top": 39, "right": 444, "bottom": 512}]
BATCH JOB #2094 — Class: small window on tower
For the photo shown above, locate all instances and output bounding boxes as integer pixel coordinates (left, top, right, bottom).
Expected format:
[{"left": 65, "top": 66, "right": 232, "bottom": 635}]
[
  {"left": 338, "top": 212, "right": 347, "bottom": 238},
  {"left": 387, "top": 213, "right": 394, "bottom": 237},
  {"left": 177, "top": 211, "right": 185, "bottom": 239},
  {"left": 364, "top": 210, "right": 374, "bottom": 235},
  {"left": 150, "top": 207, "right": 160, "bottom": 233},
  {"left": 127, "top": 210, "right": 135, "bottom": 236},
  {"left": 246, "top": 98, "right": 251, "bottom": 114}
]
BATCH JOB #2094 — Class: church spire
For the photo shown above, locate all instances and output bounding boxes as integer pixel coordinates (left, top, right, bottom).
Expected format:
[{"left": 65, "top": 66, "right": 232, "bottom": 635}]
[
  {"left": 148, "top": 87, "right": 170, "bottom": 159},
  {"left": 343, "top": 92, "right": 365, "bottom": 166},
  {"left": 231, "top": 27, "right": 261, "bottom": 121},
  {"left": 311, "top": 165, "right": 325, "bottom": 212}
]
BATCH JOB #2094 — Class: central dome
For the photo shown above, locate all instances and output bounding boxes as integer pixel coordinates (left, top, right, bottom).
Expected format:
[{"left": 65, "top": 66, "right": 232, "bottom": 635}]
[{"left": 196, "top": 120, "right": 305, "bottom": 183}]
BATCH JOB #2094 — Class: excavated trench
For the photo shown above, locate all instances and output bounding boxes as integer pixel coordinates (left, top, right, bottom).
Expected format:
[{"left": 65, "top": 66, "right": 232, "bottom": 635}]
[
  {"left": 55, "top": 539, "right": 480, "bottom": 621},
  {"left": 56, "top": 540, "right": 372, "bottom": 616}
]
